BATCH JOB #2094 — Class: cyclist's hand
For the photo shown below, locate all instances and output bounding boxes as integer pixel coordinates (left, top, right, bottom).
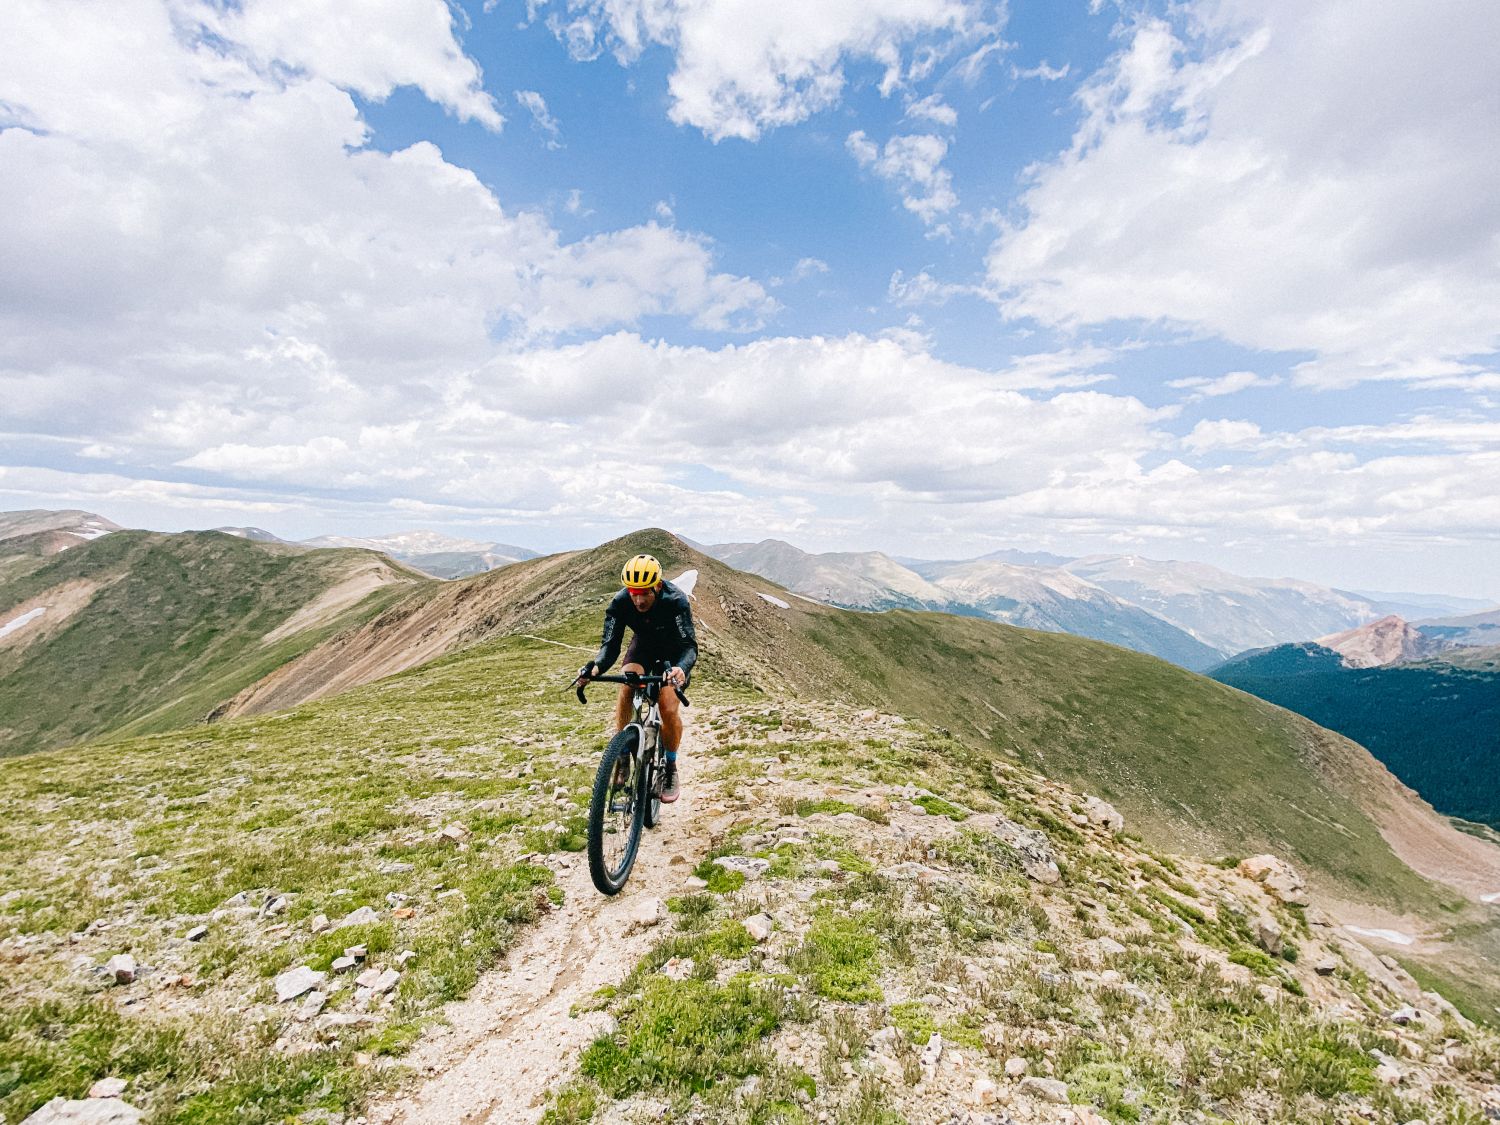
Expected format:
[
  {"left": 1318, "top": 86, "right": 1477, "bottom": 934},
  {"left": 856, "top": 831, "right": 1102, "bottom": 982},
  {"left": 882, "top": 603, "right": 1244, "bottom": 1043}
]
[
  {"left": 577, "top": 661, "right": 598, "bottom": 684},
  {"left": 666, "top": 666, "right": 686, "bottom": 688}
]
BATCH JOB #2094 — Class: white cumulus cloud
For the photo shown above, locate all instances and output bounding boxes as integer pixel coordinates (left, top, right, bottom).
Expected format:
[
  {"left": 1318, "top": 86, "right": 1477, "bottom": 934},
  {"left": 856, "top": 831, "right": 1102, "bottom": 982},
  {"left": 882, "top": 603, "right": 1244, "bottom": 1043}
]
[
  {"left": 986, "top": 2, "right": 1500, "bottom": 390},
  {"left": 543, "top": 0, "right": 985, "bottom": 140}
]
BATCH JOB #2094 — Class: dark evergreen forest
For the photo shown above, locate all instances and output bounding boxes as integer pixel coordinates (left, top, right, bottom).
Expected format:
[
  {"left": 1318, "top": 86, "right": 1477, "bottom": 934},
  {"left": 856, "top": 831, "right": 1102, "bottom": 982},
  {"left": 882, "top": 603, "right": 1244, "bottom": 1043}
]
[{"left": 1212, "top": 644, "right": 1500, "bottom": 829}]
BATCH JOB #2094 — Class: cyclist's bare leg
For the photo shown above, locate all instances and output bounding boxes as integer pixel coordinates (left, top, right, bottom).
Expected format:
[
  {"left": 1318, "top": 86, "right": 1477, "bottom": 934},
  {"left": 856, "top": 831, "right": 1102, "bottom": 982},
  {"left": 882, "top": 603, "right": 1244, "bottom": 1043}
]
[{"left": 659, "top": 681, "right": 681, "bottom": 753}]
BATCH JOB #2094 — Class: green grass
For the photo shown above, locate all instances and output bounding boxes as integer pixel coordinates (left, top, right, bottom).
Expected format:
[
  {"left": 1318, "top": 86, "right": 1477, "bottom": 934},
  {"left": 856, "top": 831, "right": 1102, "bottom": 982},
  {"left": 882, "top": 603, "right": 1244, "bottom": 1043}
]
[
  {"left": 789, "top": 910, "right": 882, "bottom": 1003},
  {"left": 0, "top": 632, "right": 619, "bottom": 1123}
]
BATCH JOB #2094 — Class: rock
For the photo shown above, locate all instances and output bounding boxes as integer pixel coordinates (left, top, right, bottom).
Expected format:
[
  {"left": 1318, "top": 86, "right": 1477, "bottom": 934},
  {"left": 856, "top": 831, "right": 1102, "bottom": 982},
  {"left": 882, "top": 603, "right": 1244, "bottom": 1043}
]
[
  {"left": 1388, "top": 1005, "right": 1421, "bottom": 1026},
  {"left": 106, "top": 954, "right": 136, "bottom": 985},
  {"left": 818, "top": 859, "right": 842, "bottom": 873},
  {"left": 333, "top": 906, "right": 379, "bottom": 929},
  {"left": 355, "top": 968, "right": 401, "bottom": 993},
  {"left": 274, "top": 965, "right": 325, "bottom": 1003},
  {"left": 185, "top": 925, "right": 208, "bottom": 943},
  {"left": 660, "top": 957, "right": 693, "bottom": 981},
  {"left": 1068, "top": 1110, "right": 1111, "bottom": 1125},
  {"left": 261, "top": 895, "right": 291, "bottom": 917},
  {"left": 439, "top": 823, "right": 470, "bottom": 843},
  {"left": 920, "top": 1033, "right": 944, "bottom": 1075},
  {"left": 712, "top": 856, "right": 771, "bottom": 880},
  {"left": 1375, "top": 1062, "right": 1404, "bottom": 1086},
  {"left": 344, "top": 944, "right": 368, "bottom": 960},
  {"left": 685, "top": 876, "right": 708, "bottom": 890},
  {"left": 626, "top": 897, "right": 665, "bottom": 930},
  {"left": 307, "top": 914, "right": 330, "bottom": 934},
  {"left": 21, "top": 1098, "right": 144, "bottom": 1124},
  {"left": 972, "top": 1076, "right": 998, "bottom": 1105},
  {"left": 331, "top": 956, "right": 357, "bottom": 973},
  {"left": 1093, "top": 937, "right": 1127, "bottom": 958},
  {"left": 985, "top": 817, "right": 1060, "bottom": 884},
  {"left": 1314, "top": 956, "right": 1338, "bottom": 975},
  {"left": 1237, "top": 855, "right": 1310, "bottom": 905},
  {"left": 743, "top": 914, "right": 774, "bottom": 942},
  {"left": 87, "top": 1078, "right": 128, "bottom": 1099},
  {"left": 397, "top": 950, "right": 417, "bottom": 967},
  {"left": 870, "top": 1026, "right": 899, "bottom": 1055},
  {"left": 1004, "top": 1057, "right": 1028, "bottom": 1078},
  {"left": 1254, "top": 915, "right": 1284, "bottom": 956},
  {"left": 296, "top": 991, "right": 328, "bottom": 1021},
  {"left": 1019, "top": 1076, "right": 1070, "bottom": 1104}
]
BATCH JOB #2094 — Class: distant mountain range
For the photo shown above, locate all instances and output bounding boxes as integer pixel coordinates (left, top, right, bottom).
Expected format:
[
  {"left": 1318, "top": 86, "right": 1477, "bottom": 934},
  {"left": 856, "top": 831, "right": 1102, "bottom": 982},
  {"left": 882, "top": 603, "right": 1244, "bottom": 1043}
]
[
  {"left": 707, "top": 538, "right": 1497, "bottom": 671},
  {"left": 7, "top": 510, "right": 1496, "bottom": 673},
  {"left": 215, "top": 527, "right": 539, "bottom": 579}
]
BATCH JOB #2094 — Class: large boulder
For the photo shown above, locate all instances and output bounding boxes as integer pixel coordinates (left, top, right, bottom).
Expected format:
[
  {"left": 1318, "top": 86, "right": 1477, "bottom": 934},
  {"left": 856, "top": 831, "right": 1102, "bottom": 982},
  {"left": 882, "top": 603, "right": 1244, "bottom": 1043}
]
[
  {"left": 1237, "top": 855, "right": 1310, "bottom": 906},
  {"left": 1082, "top": 796, "right": 1124, "bottom": 832},
  {"left": 22, "top": 1099, "right": 143, "bottom": 1124},
  {"left": 987, "top": 816, "right": 1061, "bottom": 884}
]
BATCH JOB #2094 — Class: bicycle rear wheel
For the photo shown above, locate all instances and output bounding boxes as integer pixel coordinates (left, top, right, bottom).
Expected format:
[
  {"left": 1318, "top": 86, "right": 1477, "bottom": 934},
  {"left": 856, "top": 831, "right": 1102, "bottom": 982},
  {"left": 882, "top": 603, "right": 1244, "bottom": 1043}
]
[{"left": 588, "top": 727, "right": 645, "bottom": 895}]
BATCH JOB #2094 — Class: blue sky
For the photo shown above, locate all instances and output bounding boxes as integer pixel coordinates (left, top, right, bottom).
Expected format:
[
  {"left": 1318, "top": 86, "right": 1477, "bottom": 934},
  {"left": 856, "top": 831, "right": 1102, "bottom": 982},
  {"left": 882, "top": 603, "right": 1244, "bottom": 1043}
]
[{"left": 2, "top": 0, "right": 1498, "bottom": 596}]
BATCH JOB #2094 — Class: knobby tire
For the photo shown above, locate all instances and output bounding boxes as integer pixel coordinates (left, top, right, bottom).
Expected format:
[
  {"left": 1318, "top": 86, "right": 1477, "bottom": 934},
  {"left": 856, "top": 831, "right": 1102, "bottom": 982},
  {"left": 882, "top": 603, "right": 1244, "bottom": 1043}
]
[{"left": 588, "top": 727, "right": 644, "bottom": 895}]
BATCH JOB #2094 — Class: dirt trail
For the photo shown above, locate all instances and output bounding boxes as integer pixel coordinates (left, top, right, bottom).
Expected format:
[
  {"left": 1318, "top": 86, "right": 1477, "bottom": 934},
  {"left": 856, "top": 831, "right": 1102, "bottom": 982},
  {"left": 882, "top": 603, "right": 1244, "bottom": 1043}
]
[{"left": 371, "top": 716, "right": 726, "bottom": 1125}]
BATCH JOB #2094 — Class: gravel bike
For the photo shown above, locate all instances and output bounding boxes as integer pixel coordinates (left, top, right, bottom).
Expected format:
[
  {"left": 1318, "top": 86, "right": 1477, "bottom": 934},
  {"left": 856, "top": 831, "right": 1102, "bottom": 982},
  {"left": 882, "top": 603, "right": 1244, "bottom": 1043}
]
[{"left": 574, "top": 666, "right": 689, "bottom": 895}]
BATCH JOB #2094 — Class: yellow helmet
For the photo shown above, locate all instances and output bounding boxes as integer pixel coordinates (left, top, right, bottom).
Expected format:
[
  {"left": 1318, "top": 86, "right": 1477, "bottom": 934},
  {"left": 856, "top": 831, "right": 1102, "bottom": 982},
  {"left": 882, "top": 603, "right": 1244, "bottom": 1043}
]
[{"left": 621, "top": 553, "right": 662, "bottom": 590}]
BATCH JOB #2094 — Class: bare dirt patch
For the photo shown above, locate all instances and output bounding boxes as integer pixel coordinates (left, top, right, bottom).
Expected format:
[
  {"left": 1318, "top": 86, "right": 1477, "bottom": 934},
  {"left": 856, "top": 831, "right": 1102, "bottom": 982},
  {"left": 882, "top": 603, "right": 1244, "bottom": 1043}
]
[
  {"left": 372, "top": 719, "right": 726, "bottom": 1125},
  {"left": 261, "top": 561, "right": 410, "bottom": 645}
]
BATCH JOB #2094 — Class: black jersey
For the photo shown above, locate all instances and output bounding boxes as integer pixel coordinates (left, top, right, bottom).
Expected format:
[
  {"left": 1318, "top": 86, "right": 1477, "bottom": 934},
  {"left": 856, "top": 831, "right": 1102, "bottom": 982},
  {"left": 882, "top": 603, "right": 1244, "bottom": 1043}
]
[{"left": 591, "top": 581, "right": 698, "bottom": 680}]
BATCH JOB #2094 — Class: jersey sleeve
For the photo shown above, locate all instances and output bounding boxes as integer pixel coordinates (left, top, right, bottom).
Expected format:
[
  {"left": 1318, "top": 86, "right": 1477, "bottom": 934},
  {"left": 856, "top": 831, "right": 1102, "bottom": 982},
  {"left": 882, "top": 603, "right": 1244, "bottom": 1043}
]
[
  {"left": 592, "top": 594, "right": 626, "bottom": 672},
  {"left": 670, "top": 600, "right": 698, "bottom": 680}
]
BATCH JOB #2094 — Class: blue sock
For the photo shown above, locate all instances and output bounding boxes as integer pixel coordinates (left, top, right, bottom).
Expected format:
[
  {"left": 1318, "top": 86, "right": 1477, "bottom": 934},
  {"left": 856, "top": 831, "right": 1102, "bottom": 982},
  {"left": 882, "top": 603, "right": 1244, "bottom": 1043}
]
[{"left": 665, "top": 749, "right": 677, "bottom": 762}]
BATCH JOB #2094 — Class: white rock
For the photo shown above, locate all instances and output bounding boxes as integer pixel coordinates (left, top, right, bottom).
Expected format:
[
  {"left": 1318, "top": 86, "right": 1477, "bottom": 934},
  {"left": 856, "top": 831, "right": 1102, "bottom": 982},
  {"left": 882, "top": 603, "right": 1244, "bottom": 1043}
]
[
  {"left": 626, "top": 897, "right": 665, "bottom": 930},
  {"left": 1082, "top": 796, "right": 1124, "bottom": 832},
  {"left": 712, "top": 855, "right": 771, "bottom": 880},
  {"left": 21, "top": 1098, "right": 144, "bottom": 1124},
  {"left": 1004, "top": 1057, "right": 1028, "bottom": 1078},
  {"left": 685, "top": 876, "right": 708, "bottom": 890},
  {"left": 344, "top": 944, "right": 368, "bottom": 960},
  {"left": 331, "top": 956, "right": 357, "bottom": 973},
  {"left": 307, "top": 914, "right": 330, "bottom": 934},
  {"left": 743, "top": 914, "right": 774, "bottom": 942},
  {"left": 1254, "top": 915, "right": 1284, "bottom": 956},
  {"left": 106, "top": 954, "right": 136, "bottom": 985},
  {"left": 660, "top": 957, "right": 694, "bottom": 981},
  {"left": 274, "top": 965, "right": 325, "bottom": 1003},
  {"left": 396, "top": 950, "right": 417, "bottom": 966},
  {"left": 1376, "top": 1062, "right": 1403, "bottom": 1086},
  {"left": 1237, "top": 855, "right": 1310, "bottom": 906},
  {"left": 1389, "top": 1005, "right": 1421, "bottom": 1026},
  {"left": 368, "top": 969, "right": 401, "bottom": 994},
  {"left": 972, "top": 1077, "right": 998, "bottom": 1105},
  {"left": 1093, "top": 937, "right": 1127, "bottom": 958},
  {"left": 440, "top": 823, "right": 470, "bottom": 842},
  {"left": 1314, "top": 956, "right": 1338, "bottom": 975},
  {"left": 87, "top": 1078, "right": 128, "bottom": 1099},
  {"left": 1019, "top": 1076, "right": 1070, "bottom": 1104},
  {"left": 920, "top": 1032, "right": 944, "bottom": 1075},
  {"left": 261, "top": 895, "right": 291, "bottom": 917},
  {"left": 333, "top": 906, "right": 379, "bottom": 929},
  {"left": 296, "top": 991, "right": 328, "bottom": 1021},
  {"left": 185, "top": 926, "right": 208, "bottom": 943}
]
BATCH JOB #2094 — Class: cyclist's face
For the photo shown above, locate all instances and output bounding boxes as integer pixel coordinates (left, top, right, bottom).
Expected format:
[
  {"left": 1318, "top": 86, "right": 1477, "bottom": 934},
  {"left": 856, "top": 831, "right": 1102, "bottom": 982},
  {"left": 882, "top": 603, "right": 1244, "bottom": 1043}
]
[{"left": 628, "top": 585, "right": 657, "bottom": 612}]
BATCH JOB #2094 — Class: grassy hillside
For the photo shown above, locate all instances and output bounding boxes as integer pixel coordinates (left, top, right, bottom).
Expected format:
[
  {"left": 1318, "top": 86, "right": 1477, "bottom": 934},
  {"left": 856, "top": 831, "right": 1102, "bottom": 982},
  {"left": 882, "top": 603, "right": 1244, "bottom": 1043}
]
[
  {"left": 0, "top": 531, "right": 425, "bottom": 756},
  {"left": 1211, "top": 644, "right": 1500, "bottom": 830},
  {"left": 3, "top": 617, "right": 1498, "bottom": 1123},
  {"left": 218, "top": 530, "right": 1496, "bottom": 914}
]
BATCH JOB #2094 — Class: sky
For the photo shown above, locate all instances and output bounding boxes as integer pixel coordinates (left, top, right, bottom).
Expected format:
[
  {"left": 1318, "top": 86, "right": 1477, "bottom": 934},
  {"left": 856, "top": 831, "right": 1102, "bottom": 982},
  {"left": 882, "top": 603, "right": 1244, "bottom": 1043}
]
[{"left": 2, "top": 0, "right": 1499, "bottom": 597}]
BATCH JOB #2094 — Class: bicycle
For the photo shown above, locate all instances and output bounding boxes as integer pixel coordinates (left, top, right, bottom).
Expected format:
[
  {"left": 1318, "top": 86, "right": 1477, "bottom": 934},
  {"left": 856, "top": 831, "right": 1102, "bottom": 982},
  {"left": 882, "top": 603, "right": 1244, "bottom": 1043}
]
[{"left": 574, "top": 665, "right": 689, "bottom": 895}]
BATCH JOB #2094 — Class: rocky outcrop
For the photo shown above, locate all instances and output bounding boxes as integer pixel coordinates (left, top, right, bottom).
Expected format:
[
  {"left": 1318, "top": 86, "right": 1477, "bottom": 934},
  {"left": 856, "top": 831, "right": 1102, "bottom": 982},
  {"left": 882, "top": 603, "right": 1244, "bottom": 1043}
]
[{"left": 1238, "top": 854, "right": 1310, "bottom": 905}]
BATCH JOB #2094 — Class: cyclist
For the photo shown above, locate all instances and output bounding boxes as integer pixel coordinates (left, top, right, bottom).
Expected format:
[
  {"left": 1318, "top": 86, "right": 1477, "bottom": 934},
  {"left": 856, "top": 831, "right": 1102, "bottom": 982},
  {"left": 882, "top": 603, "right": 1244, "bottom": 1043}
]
[{"left": 577, "top": 553, "right": 697, "bottom": 802}]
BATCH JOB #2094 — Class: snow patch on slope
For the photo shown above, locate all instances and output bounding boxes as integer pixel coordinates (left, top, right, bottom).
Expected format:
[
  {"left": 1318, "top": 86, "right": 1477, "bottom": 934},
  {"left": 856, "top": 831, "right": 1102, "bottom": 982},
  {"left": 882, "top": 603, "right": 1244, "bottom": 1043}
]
[
  {"left": 0, "top": 607, "right": 46, "bottom": 639},
  {"left": 758, "top": 592, "right": 790, "bottom": 609},
  {"left": 1345, "top": 926, "right": 1415, "bottom": 946}
]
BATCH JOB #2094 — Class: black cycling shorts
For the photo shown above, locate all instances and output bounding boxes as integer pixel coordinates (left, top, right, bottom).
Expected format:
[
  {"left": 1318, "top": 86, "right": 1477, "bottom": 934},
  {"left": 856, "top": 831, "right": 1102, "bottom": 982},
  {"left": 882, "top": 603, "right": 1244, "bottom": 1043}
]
[{"left": 621, "top": 636, "right": 674, "bottom": 671}]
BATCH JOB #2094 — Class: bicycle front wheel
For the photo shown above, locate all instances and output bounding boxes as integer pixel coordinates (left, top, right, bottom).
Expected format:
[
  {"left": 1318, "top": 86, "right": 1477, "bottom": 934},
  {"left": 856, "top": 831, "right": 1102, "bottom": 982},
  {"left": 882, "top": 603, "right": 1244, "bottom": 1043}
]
[{"left": 588, "top": 727, "right": 645, "bottom": 895}]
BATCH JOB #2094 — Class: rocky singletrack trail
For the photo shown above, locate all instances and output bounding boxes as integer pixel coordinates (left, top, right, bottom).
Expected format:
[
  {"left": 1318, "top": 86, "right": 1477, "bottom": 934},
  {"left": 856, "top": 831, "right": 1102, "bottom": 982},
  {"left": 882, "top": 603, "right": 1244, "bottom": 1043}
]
[{"left": 371, "top": 711, "right": 727, "bottom": 1125}]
